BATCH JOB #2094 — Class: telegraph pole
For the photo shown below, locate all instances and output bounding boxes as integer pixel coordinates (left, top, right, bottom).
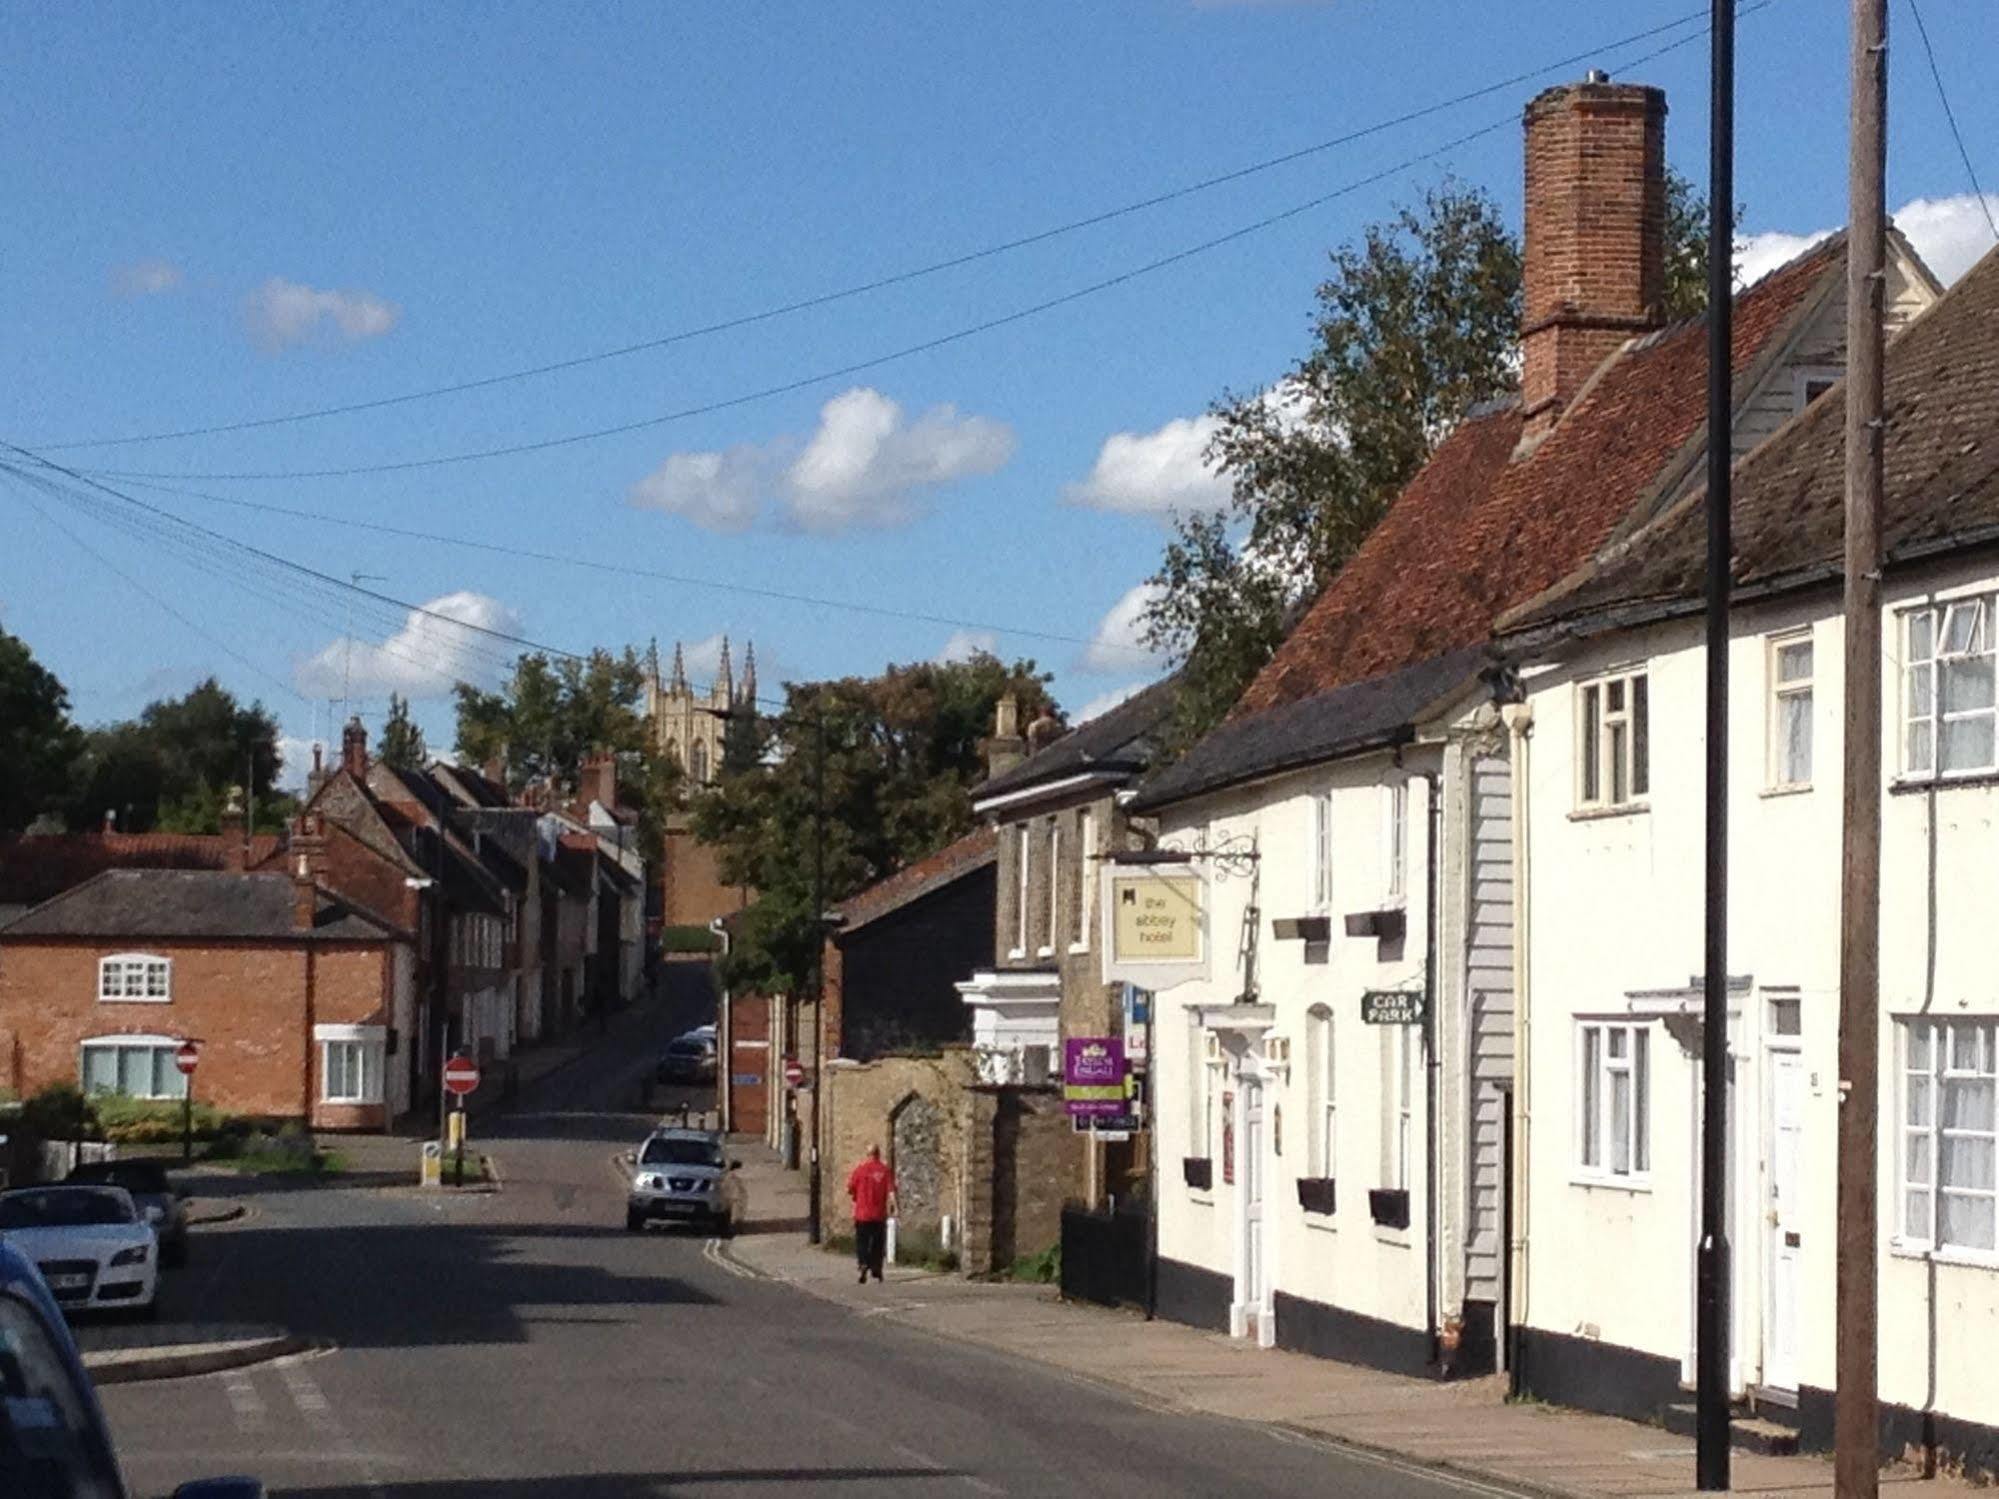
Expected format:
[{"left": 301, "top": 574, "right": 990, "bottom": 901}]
[
  {"left": 1695, "top": 0, "right": 1736, "bottom": 1486},
  {"left": 1837, "top": 2, "right": 1887, "bottom": 1495},
  {"left": 806, "top": 696, "right": 826, "bottom": 1246}
]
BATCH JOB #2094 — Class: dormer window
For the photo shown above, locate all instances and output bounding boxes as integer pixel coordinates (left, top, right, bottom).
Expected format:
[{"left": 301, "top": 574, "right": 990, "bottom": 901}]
[{"left": 98, "top": 954, "right": 171, "bottom": 1003}]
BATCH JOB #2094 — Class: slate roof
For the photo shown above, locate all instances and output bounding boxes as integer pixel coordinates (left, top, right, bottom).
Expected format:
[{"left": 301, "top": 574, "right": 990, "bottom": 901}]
[
  {"left": 832, "top": 828, "right": 998, "bottom": 935},
  {"left": 1503, "top": 243, "right": 1999, "bottom": 635},
  {"left": 1136, "top": 238, "right": 1846, "bottom": 811},
  {"left": 974, "top": 675, "right": 1178, "bottom": 805},
  {"left": 1129, "top": 650, "right": 1490, "bottom": 812},
  {"left": 0, "top": 834, "right": 282, "bottom": 908},
  {"left": 0, "top": 869, "right": 403, "bottom": 942}
]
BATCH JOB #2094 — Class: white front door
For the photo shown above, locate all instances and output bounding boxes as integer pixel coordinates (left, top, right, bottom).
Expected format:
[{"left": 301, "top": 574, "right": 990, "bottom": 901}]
[
  {"left": 1762, "top": 1048, "right": 1804, "bottom": 1393},
  {"left": 1241, "top": 1080, "right": 1270, "bottom": 1344}
]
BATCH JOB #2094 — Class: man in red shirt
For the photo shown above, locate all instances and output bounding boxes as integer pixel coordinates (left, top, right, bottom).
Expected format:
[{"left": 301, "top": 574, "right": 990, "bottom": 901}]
[{"left": 847, "top": 1144, "right": 896, "bottom": 1284}]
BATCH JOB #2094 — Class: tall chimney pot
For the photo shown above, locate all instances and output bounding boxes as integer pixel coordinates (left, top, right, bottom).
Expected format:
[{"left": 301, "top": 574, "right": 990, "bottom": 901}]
[
  {"left": 220, "top": 785, "right": 249, "bottom": 873},
  {"left": 1518, "top": 78, "right": 1668, "bottom": 446},
  {"left": 341, "top": 717, "right": 369, "bottom": 781}
]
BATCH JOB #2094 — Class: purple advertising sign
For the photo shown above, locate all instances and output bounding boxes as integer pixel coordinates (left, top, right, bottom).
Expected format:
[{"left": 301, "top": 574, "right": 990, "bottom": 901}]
[{"left": 1063, "top": 1036, "right": 1127, "bottom": 1117}]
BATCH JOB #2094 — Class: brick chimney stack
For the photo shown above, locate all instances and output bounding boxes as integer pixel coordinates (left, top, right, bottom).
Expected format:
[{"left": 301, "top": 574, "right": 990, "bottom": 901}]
[
  {"left": 581, "top": 751, "right": 617, "bottom": 813},
  {"left": 290, "top": 812, "right": 326, "bottom": 930},
  {"left": 1519, "top": 76, "right": 1667, "bottom": 446},
  {"left": 341, "top": 716, "right": 369, "bottom": 780},
  {"left": 985, "top": 694, "right": 1026, "bottom": 780},
  {"left": 220, "top": 785, "right": 249, "bottom": 873}
]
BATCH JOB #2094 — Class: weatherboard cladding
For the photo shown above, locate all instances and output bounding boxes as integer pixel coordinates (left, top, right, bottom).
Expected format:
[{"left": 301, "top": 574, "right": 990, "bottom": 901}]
[
  {"left": 1463, "top": 750, "right": 1515, "bottom": 1304},
  {"left": 1504, "top": 241, "right": 1999, "bottom": 635},
  {"left": 1135, "top": 238, "right": 1845, "bottom": 811}
]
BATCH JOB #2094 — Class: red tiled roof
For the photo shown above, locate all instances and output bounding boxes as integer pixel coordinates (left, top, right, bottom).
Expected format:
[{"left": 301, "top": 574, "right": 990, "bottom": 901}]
[
  {"left": 836, "top": 828, "right": 997, "bottom": 934},
  {"left": 0, "top": 833, "right": 280, "bottom": 906},
  {"left": 1233, "top": 238, "right": 1844, "bottom": 716}
]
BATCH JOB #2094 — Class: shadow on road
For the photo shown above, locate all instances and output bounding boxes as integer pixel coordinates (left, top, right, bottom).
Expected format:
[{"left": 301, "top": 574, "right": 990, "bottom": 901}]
[{"left": 278, "top": 1467, "right": 963, "bottom": 1495}]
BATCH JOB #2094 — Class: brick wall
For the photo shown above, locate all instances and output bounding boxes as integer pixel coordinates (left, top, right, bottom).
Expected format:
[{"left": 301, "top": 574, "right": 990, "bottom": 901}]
[
  {"left": 725, "top": 989, "right": 771, "bottom": 1138},
  {"left": 1520, "top": 79, "right": 1666, "bottom": 439},
  {"left": 0, "top": 937, "right": 397, "bottom": 1126},
  {"left": 661, "top": 820, "right": 749, "bottom": 929}
]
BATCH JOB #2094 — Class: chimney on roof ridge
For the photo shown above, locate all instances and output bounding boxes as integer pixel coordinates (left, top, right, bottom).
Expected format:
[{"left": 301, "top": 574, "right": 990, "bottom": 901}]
[
  {"left": 1026, "top": 709, "right": 1063, "bottom": 754},
  {"left": 1518, "top": 77, "right": 1668, "bottom": 447},
  {"left": 581, "top": 751, "right": 617, "bottom": 813},
  {"left": 290, "top": 811, "right": 326, "bottom": 930},
  {"left": 985, "top": 694, "right": 1027, "bottom": 780},
  {"left": 341, "top": 716, "right": 369, "bottom": 781},
  {"left": 220, "top": 785, "right": 249, "bottom": 873}
]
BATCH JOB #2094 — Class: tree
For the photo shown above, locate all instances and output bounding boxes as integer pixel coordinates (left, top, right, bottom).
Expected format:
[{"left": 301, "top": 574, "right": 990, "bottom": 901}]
[
  {"left": 379, "top": 693, "right": 428, "bottom": 771},
  {"left": 67, "top": 678, "right": 284, "bottom": 834},
  {"left": 0, "top": 628, "right": 81, "bottom": 835},
  {"left": 693, "top": 653, "right": 1055, "bottom": 996},
  {"left": 1145, "top": 172, "right": 1722, "bottom": 751}
]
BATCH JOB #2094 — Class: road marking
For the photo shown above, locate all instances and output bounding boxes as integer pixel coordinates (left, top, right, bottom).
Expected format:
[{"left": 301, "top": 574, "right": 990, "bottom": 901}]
[
  {"left": 222, "top": 1370, "right": 266, "bottom": 1434},
  {"left": 702, "top": 1237, "right": 763, "bottom": 1279},
  {"left": 274, "top": 1355, "right": 388, "bottom": 1499},
  {"left": 890, "top": 1438, "right": 1005, "bottom": 1496}
]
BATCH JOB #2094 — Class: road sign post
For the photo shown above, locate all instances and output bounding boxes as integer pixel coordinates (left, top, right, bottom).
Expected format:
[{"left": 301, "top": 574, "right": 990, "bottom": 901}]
[
  {"left": 442, "top": 1055, "right": 480, "bottom": 1187},
  {"left": 174, "top": 1041, "right": 200, "bottom": 1163}
]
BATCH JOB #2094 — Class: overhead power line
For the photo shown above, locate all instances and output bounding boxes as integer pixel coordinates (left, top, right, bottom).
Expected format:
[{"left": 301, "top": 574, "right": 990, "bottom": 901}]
[
  {"left": 41, "top": 6, "right": 1725, "bottom": 453},
  {"left": 71, "top": 1, "right": 1765, "bottom": 487},
  {"left": 1904, "top": 0, "right": 1999, "bottom": 244}
]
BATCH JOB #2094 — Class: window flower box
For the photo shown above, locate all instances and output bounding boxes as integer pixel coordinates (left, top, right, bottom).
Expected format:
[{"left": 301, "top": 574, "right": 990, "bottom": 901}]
[
  {"left": 1296, "top": 1177, "right": 1336, "bottom": 1215},
  {"left": 1182, "top": 1157, "right": 1214, "bottom": 1191},
  {"left": 1368, "top": 1187, "right": 1410, "bottom": 1231}
]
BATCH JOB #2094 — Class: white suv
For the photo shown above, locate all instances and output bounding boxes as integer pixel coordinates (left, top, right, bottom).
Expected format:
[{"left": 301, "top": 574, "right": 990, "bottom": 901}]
[{"left": 626, "top": 1128, "right": 742, "bottom": 1236}]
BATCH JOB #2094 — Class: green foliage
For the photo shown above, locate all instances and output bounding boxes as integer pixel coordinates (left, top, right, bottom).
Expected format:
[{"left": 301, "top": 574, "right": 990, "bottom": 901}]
[
  {"left": 692, "top": 655, "right": 1055, "bottom": 996},
  {"left": 1145, "top": 171, "right": 1726, "bottom": 754},
  {"left": 660, "top": 923, "right": 722, "bottom": 954},
  {"left": 22, "top": 1082, "right": 93, "bottom": 1144},
  {"left": 91, "top": 1096, "right": 227, "bottom": 1144},
  {"left": 379, "top": 693, "right": 428, "bottom": 771},
  {"left": 66, "top": 677, "right": 285, "bottom": 834},
  {"left": 1009, "top": 1241, "right": 1061, "bottom": 1284},
  {"left": 0, "top": 629, "right": 82, "bottom": 835}
]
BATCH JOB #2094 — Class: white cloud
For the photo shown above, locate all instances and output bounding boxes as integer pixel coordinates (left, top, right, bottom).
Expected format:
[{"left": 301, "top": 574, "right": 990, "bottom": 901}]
[
  {"left": 296, "top": 591, "right": 520, "bottom": 700},
  {"left": 111, "top": 259, "right": 183, "bottom": 297},
  {"left": 936, "top": 629, "right": 997, "bottom": 664},
  {"left": 1067, "top": 413, "right": 1231, "bottom": 519},
  {"left": 629, "top": 446, "right": 762, "bottom": 533},
  {"left": 630, "top": 386, "right": 1014, "bottom": 535},
  {"left": 1734, "top": 194, "right": 1999, "bottom": 292},
  {"left": 783, "top": 388, "right": 1014, "bottom": 532},
  {"left": 1894, "top": 194, "right": 1999, "bottom": 287},
  {"left": 1075, "top": 682, "right": 1146, "bottom": 723},
  {"left": 245, "top": 277, "right": 400, "bottom": 351},
  {"left": 1082, "top": 583, "right": 1167, "bottom": 674}
]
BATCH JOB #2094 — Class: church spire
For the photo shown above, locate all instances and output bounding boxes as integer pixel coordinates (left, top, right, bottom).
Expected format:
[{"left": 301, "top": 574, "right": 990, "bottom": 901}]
[
  {"left": 645, "top": 637, "right": 661, "bottom": 683},
  {"left": 739, "top": 641, "right": 757, "bottom": 706},
  {"left": 670, "top": 642, "right": 687, "bottom": 693},
  {"left": 714, "top": 636, "right": 734, "bottom": 704}
]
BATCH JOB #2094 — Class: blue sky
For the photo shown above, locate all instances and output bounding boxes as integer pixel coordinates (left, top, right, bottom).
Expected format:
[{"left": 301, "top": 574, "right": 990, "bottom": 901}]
[{"left": 3, "top": 0, "right": 1994, "bottom": 782}]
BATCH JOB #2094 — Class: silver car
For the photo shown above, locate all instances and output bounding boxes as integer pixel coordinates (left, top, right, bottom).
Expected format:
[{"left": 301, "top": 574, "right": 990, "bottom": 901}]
[{"left": 626, "top": 1128, "right": 742, "bottom": 1236}]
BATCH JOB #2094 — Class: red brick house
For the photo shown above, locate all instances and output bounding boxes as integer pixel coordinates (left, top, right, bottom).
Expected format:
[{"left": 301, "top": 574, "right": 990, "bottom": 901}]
[{"left": 0, "top": 822, "right": 416, "bottom": 1130}]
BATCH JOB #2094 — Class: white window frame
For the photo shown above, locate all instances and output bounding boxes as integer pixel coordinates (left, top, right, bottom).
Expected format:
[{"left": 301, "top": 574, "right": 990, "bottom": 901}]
[
  {"left": 1898, "top": 1017, "right": 1998, "bottom": 1258},
  {"left": 1011, "top": 824, "right": 1030, "bottom": 957},
  {"left": 1190, "top": 1029, "right": 1223, "bottom": 1172},
  {"left": 1307, "top": 1004, "right": 1336, "bottom": 1179},
  {"left": 1902, "top": 596, "right": 1998, "bottom": 779},
  {"left": 1069, "top": 810, "right": 1094, "bottom": 954},
  {"left": 1384, "top": 780, "right": 1408, "bottom": 902},
  {"left": 1311, "top": 789, "right": 1333, "bottom": 910},
  {"left": 78, "top": 1035, "right": 187, "bottom": 1101},
  {"left": 1041, "top": 821, "right": 1060, "bottom": 957},
  {"left": 1381, "top": 1024, "right": 1415, "bottom": 1192},
  {"left": 1576, "top": 1019, "right": 1652, "bottom": 1184},
  {"left": 1767, "top": 631, "right": 1815, "bottom": 790},
  {"left": 316, "top": 1023, "right": 387, "bottom": 1106},
  {"left": 1576, "top": 668, "right": 1650, "bottom": 811},
  {"left": 1794, "top": 366, "right": 1842, "bottom": 414},
  {"left": 97, "top": 953, "right": 171, "bottom": 1004}
]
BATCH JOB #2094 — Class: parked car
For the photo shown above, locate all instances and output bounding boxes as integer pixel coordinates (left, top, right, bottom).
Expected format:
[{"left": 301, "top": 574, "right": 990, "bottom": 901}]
[
  {"left": 66, "top": 1160, "right": 189, "bottom": 1268},
  {"left": 0, "top": 1186, "right": 158, "bottom": 1317},
  {"left": 655, "top": 1031, "right": 718, "bottom": 1085},
  {"left": 0, "top": 1236, "right": 263, "bottom": 1497},
  {"left": 626, "top": 1127, "right": 742, "bottom": 1235}
]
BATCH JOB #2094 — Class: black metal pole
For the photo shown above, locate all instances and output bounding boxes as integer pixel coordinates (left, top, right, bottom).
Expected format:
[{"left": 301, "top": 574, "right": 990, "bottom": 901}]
[
  {"left": 1697, "top": 1, "right": 1736, "bottom": 1488},
  {"left": 182, "top": 1081, "right": 193, "bottom": 1164},
  {"left": 806, "top": 699, "right": 826, "bottom": 1246}
]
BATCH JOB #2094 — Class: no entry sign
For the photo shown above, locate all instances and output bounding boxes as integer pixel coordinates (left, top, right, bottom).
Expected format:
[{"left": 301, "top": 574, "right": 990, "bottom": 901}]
[
  {"left": 443, "top": 1055, "right": 481, "bottom": 1097},
  {"left": 783, "top": 1056, "right": 806, "bottom": 1089},
  {"left": 173, "top": 1041, "right": 200, "bottom": 1076}
]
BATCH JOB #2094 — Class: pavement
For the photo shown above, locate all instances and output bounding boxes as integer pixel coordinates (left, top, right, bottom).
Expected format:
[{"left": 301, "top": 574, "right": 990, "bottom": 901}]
[
  {"left": 91, "top": 968, "right": 1501, "bottom": 1499},
  {"left": 724, "top": 1151, "right": 1975, "bottom": 1499}
]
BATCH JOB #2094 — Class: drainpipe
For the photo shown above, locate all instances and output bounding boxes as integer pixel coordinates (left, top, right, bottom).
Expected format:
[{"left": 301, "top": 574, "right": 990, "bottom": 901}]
[
  {"left": 1421, "top": 770, "right": 1443, "bottom": 1372},
  {"left": 710, "top": 917, "right": 732, "bottom": 1132},
  {"left": 1500, "top": 700, "right": 1535, "bottom": 1383}
]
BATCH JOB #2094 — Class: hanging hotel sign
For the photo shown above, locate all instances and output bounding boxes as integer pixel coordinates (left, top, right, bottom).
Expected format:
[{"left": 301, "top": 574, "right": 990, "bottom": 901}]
[
  {"left": 1101, "top": 860, "right": 1208, "bottom": 989},
  {"left": 1361, "top": 990, "right": 1426, "bottom": 1026}
]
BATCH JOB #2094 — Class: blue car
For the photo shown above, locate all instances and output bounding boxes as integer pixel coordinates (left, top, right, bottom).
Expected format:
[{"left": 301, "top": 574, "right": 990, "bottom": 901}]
[{"left": 0, "top": 1237, "right": 262, "bottom": 1498}]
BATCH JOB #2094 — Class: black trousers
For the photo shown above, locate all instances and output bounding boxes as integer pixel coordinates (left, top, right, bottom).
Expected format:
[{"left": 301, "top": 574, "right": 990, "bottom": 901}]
[{"left": 855, "top": 1219, "right": 887, "bottom": 1278}]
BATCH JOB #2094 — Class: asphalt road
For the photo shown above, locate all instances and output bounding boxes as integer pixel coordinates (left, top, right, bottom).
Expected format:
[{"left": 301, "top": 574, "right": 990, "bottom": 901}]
[{"left": 98, "top": 972, "right": 1486, "bottom": 1499}]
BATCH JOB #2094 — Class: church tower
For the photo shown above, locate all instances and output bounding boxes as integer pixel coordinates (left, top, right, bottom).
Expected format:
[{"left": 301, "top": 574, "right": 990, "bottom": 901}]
[{"left": 645, "top": 637, "right": 756, "bottom": 787}]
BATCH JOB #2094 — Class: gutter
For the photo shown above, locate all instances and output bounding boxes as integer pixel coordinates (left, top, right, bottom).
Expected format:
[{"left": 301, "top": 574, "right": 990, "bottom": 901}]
[
  {"left": 1126, "top": 726, "right": 1413, "bottom": 818},
  {"left": 972, "top": 766, "right": 1134, "bottom": 816},
  {"left": 1421, "top": 770, "right": 1442, "bottom": 1374}
]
